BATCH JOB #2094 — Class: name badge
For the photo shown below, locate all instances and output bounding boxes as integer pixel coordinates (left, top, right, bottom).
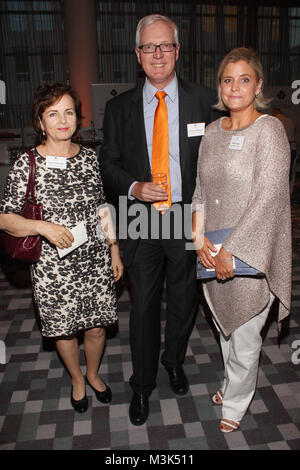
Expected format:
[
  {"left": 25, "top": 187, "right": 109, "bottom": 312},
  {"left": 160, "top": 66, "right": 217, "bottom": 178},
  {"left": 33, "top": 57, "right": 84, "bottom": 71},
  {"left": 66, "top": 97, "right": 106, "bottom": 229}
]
[
  {"left": 46, "top": 155, "right": 67, "bottom": 169},
  {"left": 229, "top": 135, "right": 245, "bottom": 150},
  {"left": 187, "top": 122, "right": 205, "bottom": 137}
]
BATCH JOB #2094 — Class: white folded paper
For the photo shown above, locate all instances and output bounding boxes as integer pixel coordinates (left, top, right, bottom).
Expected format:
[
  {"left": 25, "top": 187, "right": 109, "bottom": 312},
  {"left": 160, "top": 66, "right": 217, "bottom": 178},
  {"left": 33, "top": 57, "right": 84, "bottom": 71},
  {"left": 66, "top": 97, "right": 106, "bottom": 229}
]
[{"left": 57, "top": 222, "right": 88, "bottom": 258}]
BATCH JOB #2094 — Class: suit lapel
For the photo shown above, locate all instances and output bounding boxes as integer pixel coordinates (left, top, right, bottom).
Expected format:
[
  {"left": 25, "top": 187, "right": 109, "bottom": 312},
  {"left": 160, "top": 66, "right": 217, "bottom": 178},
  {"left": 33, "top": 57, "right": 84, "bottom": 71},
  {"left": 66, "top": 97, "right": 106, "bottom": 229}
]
[
  {"left": 131, "top": 84, "right": 152, "bottom": 181},
  {"left": 178, "top": 79, "right": 194, "bottom": 177}
]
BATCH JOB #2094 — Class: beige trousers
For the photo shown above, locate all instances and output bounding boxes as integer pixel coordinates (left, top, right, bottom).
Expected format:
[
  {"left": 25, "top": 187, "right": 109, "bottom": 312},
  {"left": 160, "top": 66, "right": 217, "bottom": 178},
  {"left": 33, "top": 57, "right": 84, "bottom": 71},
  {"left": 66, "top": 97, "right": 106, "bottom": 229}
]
[{"left": 214, "top": 293, "right": 274, "bottom": 422}]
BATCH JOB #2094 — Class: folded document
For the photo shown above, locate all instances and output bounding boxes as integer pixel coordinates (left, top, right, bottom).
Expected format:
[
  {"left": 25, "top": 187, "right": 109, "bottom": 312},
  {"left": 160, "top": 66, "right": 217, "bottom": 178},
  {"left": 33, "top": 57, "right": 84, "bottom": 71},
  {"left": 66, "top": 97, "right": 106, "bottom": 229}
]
[
  {"left": 196, "top": 228, "right": 263, "bottom": 279},
  {"left": 57, "top": 222, "right": 88, "bottom": 259}
]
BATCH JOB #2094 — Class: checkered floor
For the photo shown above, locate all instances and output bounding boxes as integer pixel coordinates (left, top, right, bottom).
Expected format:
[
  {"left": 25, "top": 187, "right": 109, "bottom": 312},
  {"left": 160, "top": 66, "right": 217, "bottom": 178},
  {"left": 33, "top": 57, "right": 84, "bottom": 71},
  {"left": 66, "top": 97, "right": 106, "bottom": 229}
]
[{"left": 0, "top": 176, "right": 300, "bottom": 451}]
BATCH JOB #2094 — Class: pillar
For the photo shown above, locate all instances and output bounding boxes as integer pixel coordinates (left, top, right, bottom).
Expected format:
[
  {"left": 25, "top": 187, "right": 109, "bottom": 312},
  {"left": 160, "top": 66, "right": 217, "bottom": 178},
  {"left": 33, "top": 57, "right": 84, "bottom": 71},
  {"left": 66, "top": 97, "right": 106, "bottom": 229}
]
[{"left": 63, "top": 0, "right": 99, "bottom": 128}]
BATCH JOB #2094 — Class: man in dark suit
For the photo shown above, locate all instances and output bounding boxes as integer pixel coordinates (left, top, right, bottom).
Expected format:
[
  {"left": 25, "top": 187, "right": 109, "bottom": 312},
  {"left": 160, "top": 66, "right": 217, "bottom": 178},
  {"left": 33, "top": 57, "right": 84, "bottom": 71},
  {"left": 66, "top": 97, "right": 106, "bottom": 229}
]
[{"left": 100, "top": 14, "right": 217, "bottom": 425}]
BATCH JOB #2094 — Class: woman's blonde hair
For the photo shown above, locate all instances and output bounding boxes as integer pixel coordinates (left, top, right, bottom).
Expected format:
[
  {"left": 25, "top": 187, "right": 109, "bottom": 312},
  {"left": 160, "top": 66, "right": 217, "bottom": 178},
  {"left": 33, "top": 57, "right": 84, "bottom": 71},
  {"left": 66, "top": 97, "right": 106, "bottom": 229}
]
[{"left": 214, "top": 47, "right": 270, "bottom": 111}]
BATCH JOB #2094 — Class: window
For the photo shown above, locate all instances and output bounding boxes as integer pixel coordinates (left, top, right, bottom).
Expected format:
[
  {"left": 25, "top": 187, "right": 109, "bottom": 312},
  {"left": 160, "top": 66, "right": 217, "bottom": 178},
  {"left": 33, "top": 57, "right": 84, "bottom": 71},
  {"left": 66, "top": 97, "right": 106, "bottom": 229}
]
[
  {"left": 15, "top": 51, "right": 29, "bottom": 82},
  {"left": 34, "top": 1, "right": 53, "bottom": 31},
  {"left": 40, "top": 53, "right": 55, "bottom": 82},
  {"left": 8, "top": 1, "right": 27, "bottom": 32}
]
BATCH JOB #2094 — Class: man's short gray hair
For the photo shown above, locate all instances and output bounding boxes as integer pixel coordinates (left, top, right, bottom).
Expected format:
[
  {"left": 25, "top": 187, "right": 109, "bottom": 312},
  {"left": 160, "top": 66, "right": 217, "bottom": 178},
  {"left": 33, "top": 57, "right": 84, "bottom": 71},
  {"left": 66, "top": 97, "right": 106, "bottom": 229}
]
[{"left": 135, "top": 14, "right": 179, "bottom": 47}]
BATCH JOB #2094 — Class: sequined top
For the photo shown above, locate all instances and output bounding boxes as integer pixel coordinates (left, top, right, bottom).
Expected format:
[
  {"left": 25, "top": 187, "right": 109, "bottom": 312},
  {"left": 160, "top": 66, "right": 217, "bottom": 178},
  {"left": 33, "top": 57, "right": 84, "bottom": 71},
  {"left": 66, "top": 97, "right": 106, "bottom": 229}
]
[{"left": 192, "top": 115, "right": 291, "bottom": 336}]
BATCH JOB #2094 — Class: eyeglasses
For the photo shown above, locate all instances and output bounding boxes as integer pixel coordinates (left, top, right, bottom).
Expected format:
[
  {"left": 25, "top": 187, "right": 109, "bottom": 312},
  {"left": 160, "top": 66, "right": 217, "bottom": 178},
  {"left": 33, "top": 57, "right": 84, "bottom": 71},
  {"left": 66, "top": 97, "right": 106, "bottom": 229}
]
[{"left": 138, "top": 43, "right": 177, "bottom": 53}]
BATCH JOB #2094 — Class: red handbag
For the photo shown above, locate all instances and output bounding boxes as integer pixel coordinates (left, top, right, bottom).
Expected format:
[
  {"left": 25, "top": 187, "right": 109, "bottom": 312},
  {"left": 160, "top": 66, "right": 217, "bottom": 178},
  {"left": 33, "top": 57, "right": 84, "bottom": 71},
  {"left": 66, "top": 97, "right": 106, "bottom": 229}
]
[{"left": 0, "top": 150, "right": 43, "bottom": 262}]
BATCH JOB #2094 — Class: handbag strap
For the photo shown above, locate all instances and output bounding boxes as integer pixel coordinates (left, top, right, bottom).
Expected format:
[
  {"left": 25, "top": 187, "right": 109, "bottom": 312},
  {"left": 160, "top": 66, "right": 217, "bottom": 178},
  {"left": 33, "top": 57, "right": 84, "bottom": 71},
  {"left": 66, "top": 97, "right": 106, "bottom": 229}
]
[{"left": 24, "top": 150, "right": 37, "bottom": 203}]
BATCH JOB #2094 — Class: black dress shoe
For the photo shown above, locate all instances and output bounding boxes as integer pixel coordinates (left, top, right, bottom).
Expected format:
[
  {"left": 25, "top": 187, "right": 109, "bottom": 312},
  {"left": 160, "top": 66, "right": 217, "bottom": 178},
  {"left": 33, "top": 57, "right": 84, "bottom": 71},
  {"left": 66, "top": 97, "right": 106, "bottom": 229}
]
[
  {"left": 165, "top": 366, "right": 189, "bottom": 395},
  {"left": 85, "top": 376, "right": 112, "bottom": 404},
  {"left": 129, "top": 393, "right": 149, "bottom": 426},
  {"left": 71, "top": 386, "right": 88, "bottom": 413}
]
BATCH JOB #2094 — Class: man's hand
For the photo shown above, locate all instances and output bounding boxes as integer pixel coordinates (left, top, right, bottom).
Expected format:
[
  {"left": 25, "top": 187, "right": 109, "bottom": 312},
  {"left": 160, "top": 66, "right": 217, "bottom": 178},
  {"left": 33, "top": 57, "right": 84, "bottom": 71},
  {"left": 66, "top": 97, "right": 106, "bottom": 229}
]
[{"left": 131, "top": 182, "right": 168, "bottom": 202}]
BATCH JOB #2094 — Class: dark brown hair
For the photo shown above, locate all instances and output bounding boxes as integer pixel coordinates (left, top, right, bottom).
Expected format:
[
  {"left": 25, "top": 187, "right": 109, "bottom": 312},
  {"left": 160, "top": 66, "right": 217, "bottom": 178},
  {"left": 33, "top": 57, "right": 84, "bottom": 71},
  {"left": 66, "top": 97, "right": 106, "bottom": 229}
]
[{"left": 32, "top": 83, "right": 82, "bottom": 142}]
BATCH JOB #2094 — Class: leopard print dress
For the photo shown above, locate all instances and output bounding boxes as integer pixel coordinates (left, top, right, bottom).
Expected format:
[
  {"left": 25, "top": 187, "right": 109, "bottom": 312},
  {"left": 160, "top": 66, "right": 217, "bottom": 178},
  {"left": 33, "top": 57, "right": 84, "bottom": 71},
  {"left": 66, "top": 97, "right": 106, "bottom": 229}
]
[{"left": 0, "top": 146, "right": 118, "bottom": 337}]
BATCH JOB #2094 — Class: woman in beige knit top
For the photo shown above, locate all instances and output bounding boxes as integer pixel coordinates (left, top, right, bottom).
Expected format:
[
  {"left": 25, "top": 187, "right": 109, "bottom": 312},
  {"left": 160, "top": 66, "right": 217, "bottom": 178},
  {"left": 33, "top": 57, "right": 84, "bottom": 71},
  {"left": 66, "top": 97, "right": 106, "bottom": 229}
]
[{"left": 192, "top": 48, "right": 291, "bottom": 433}]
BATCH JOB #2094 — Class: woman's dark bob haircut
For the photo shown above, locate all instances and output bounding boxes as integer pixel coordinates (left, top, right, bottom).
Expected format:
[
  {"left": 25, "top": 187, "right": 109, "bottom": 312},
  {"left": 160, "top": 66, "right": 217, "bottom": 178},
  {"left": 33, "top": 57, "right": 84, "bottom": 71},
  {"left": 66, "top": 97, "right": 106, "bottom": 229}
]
[{"left": 32, "top": 83, "right": 82, "bottom": 143}]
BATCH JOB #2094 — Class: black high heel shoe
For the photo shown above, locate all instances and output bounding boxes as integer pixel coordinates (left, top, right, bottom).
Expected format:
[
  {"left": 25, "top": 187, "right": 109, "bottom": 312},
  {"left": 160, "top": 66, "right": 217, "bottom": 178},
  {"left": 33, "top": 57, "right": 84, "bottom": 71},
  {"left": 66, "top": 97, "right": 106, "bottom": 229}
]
[
  {"left": 85, "top": 376, "right": 112, "bottom": 404},
  {"left": 70, "top": 386, "right": 88, "bottom": 413}
]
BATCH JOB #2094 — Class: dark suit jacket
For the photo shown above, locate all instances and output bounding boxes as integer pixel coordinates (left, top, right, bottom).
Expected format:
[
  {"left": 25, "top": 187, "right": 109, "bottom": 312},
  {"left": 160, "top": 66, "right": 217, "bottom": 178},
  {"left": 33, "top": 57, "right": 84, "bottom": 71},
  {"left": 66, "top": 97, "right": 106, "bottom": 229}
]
[{"left": 99, "top": 77, "right": 219, "bottom": 265}]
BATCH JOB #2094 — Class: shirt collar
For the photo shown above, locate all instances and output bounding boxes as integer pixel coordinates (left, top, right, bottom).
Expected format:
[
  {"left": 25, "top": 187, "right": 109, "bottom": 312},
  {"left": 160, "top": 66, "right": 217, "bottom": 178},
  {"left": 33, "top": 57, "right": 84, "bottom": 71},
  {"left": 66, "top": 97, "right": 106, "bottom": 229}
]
[{"left": 144, "top": 74, "right": 178, "bottom": 104}]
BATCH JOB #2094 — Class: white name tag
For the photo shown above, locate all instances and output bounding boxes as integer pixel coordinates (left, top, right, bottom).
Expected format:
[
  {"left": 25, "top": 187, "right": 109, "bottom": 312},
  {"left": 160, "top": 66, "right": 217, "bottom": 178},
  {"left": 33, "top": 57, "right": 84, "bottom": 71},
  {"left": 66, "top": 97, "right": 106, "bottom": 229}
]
[
  {"left": 229, "top": 135, "right": 245, "bottom": 150},
  {"left": 187, "top": 122, "right": 205, "bottom": 137},
  {"left": 46, "top": 155, "right": 67, "bottom": 169}
]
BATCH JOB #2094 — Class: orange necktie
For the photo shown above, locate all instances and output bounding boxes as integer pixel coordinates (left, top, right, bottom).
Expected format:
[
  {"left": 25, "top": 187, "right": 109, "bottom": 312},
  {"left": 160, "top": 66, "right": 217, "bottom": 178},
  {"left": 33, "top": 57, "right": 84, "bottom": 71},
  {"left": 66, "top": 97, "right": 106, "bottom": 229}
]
[{"left": 151, "top": 91, "right": 172, "bottom": 211}]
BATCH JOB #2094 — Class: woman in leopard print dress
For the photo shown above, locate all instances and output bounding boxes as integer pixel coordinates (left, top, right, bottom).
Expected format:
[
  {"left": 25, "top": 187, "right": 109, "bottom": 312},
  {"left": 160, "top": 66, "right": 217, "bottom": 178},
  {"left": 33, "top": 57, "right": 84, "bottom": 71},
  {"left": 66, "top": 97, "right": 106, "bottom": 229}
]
[{"left": 0, "top": 84, "right": 123, "bottom": 412}]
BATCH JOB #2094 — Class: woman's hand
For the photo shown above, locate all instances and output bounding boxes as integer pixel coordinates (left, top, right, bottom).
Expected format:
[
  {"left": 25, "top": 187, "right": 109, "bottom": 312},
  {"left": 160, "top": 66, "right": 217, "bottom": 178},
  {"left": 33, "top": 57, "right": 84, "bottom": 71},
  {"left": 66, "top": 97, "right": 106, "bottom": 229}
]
[
  {"left": 0, "top": 214, "right": 74, "bottom": 250},
  {"left": 196, "top": 235, "right": 217, "bottom": 269},
  {"left": 98, "top": 206, "right": 124, "bottom": 281},
  {"left": 37, "top": 221, "right": 74, "bottom": 249},
  {"left": 214, "top": 247, "right": 234, "bottom": 281},
  {"left": 110, "top": 244, "right": 124, "bottom": 282}
]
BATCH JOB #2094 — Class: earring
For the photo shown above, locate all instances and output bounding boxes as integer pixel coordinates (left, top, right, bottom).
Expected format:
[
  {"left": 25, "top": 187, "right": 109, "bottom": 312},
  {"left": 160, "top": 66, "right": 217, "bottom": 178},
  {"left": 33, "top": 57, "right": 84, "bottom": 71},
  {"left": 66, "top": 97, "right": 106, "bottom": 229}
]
[{"left": 42, "top": 130, "right": 46, "bottom": 137}]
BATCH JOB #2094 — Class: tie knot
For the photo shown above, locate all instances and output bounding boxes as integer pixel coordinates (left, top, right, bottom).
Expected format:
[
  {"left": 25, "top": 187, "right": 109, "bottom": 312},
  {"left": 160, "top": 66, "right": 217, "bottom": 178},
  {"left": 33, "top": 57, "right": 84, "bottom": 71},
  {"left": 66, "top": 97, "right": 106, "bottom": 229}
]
[{"left": 155, "top": 91, "right": 167, "bottom": 101}]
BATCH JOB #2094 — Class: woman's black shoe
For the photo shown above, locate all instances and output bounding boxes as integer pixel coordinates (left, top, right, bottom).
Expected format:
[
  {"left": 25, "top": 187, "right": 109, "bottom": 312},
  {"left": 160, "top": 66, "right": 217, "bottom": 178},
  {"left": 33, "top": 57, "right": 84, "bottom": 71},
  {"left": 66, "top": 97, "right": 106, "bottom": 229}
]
[
  {"left": 70, "top": 386, "right": 88, "bottom": 413},
  {"left": 85, "top": 376, "right": 112, "bottom": 404}
]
